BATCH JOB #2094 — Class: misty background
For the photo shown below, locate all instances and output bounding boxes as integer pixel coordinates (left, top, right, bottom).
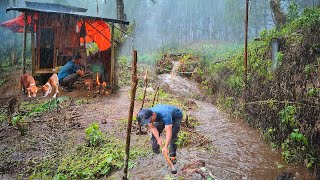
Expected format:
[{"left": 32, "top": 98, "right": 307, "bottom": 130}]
[{"left": 0, "top": 0, "right": 319, "bottom": 61}]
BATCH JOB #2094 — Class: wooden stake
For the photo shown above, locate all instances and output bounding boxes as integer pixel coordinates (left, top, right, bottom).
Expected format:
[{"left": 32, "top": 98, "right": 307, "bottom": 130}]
[
  {"left": 141, "top": 70, "right": 148, "bottom": 109},
  {"left": 123, "top": 50, "right": 138, "bottom": 180},
  {"left": 138, "top": 70, "right": 148, "bottom": 134},
  {"left": 56, "top": 95, "right": 59, "bottom": 112},
  {"left": 185, "top": 114, "right": 189, "bottom": 128},
  {"left": 152, "top": 86, "right": 160, "bottom": 107}
]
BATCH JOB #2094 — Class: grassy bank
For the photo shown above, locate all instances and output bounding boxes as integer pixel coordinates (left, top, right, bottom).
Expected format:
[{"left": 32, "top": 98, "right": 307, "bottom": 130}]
[
  {"left": 154, "top": 7, "right": 320, "bottom": 174},
  {"left": 198, "top": 7, "right": 320, "bottom": 172}
]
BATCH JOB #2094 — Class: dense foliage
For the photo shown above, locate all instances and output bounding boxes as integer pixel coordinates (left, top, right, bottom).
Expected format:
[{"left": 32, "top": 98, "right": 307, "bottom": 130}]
[
  {"left": 192, "top": 7, "right": 320, "bottom": 171},
  {"left": 31, "top": 129, "right": 150, "bottom": 179}
]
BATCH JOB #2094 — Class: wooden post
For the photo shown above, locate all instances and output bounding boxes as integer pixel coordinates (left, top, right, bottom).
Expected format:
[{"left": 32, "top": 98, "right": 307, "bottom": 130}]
[
  {"left": 152, "top": 86, "right": 160, "bottom": 107},
  {"left": 123, "top": 50, "right": 138, "bottom": 180},
  {"left": 83, "top": 19, "right": 87, "bottom": 72},
  {"left": 141, "top": 70, "right": 148, "bottom": 109},
  {"left": 110, "top": 23, "right": 115, "bottom": 93},
  {"left": 31, "top": 14, "right": 35, "bottom": 76},
  {"left": 243, "top": 0, "right": 249, "bottom": 101},
  {"left": 138, "top": 70, "right": 148, "bottom": 134},
  {"left": 22, "top": 12, "right": 28, "bottom": 74},
  {"left": 36, "top": 20, "right": 40, "bottom": 71}
]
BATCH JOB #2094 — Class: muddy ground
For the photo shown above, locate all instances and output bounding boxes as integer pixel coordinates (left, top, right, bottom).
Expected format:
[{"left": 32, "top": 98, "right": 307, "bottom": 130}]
[
  {"left": 0, "top": 69, "right": 202, "bottom": 179},
  {"left": 0, "top": 68, "right": 317, "bottom": 179}
]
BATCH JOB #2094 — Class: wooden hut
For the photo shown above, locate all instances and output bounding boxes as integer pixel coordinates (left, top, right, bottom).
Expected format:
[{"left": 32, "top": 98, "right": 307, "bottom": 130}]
[{"left": 0, "top": 1, "right": 129, "bottom": 90}]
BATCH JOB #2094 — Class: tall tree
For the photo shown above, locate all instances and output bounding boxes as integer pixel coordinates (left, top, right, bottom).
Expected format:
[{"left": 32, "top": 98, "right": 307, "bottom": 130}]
[
  {"left": 0, "top": 0, "right": 16, "bottom": 65},
  {"left": 116, "top": 0, "right": 126, "bottom": 31},
  {"left": 250, "top": 0, "right": 270, "bottom": 36},
  {"left": 223, "top": 0, "right": 245, "bottom": 42},
  {"left": 270, "top": 0, "right": 287, "bottom": 29},
  {"left": 288, "top": 0, "right": 319, "bottom": 9}
]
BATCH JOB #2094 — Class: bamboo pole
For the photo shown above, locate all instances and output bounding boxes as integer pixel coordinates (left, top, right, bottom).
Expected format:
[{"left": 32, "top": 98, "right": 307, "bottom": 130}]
[
  {"left": 123, "top": 50, "right": 138, "bottom": 180},
  {"left": 22, "top": 12, "right": 27, "bottom": 74}
]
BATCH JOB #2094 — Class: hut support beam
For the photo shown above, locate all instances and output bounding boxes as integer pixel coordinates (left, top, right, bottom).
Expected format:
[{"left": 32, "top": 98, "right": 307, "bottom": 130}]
[
  {"left": 22, "top": 12, "right": 27, "bottom": 74},
  {"left": 83, "top": 19, "right": 87, "bottom": 71},
  {"left": 31, "top": 14, "right": 35, "bottom": 76},
  {"left": 110, "top": 23, "right": 115, "bottom": 93}
]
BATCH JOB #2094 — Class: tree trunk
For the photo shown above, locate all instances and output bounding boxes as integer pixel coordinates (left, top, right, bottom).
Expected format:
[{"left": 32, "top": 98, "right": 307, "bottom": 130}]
[
  {"left": 11, "top": 51, "right": 17, "bottom": 66},
  {"left": 264, "top": 7, "right": 268, "bottom": 30},
  {"left": 116, "top": 0, "right": 126, "bottom": 31},
  {"left": 270, "top": 0, "right": 286, "bottom": 29}
]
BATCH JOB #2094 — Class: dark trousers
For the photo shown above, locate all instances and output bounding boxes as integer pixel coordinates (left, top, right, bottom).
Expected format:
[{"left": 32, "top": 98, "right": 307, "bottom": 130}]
[
  {"left": 59, "top": 73, "right": 79, "bottom": 89},
  {"left": 151, "top": 117, "right": 182, "bottom": 157}
]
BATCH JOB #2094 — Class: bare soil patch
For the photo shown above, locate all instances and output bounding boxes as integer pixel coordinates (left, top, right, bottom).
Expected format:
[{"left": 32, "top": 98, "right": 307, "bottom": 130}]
[{"left": 0, "top": 69, "right": 144, "bottom": 178}]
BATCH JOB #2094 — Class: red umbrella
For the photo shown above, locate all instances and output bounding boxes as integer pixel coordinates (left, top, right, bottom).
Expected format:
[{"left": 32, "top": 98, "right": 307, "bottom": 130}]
[
  {"left": 0, "top": 12, "right": 38, "bottom": 33},
  {"left": 78, "top": 20, "right": 111, "bottom": 51}
]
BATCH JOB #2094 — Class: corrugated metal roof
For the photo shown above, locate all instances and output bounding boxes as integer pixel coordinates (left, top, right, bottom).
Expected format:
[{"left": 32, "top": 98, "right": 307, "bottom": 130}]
[
  {"left": 25, "top": 1, "right": 88, "bottom": 13},
  {"left": 6, "top": 2, "right": 129, "bottom": 25}
]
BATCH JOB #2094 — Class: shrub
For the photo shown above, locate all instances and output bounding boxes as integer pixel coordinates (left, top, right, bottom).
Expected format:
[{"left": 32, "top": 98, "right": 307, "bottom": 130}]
[
  {"left": 279, "top": 105, "right": 297, "bottom": 128},
  {"left": 85, "top": 123, "right": 104, "bottom": 147},
  {"left": 176, "top": 131, "right": 191, "bottom": 147}
]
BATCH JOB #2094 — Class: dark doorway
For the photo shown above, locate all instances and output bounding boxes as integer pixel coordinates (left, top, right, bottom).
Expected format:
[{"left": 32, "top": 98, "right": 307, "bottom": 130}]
[{"left": 40, "top": 28, "right": 54, "bottom": 69}]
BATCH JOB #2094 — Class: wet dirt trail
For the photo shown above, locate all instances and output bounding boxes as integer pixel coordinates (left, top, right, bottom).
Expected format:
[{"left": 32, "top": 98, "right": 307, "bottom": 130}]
[
  {"left": 187, "top": 100, "right": 315, "bottom": 179},
  {"left": 112, "top": 72, "right": 316, "bottom": 180}
]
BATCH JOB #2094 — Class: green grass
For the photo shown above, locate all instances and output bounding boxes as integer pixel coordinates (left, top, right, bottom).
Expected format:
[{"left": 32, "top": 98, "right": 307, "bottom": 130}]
[{"left": 30, "top": 133, "right": 150, "bottom": 179}]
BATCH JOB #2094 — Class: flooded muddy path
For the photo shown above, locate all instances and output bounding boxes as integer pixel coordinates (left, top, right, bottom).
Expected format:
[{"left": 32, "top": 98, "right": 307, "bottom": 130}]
[
  {"left": 112, "top": 72, "right": 316, "bottom": 179},
  {"left": 186, "top": 101, "right": 315, "bottom": 179}
]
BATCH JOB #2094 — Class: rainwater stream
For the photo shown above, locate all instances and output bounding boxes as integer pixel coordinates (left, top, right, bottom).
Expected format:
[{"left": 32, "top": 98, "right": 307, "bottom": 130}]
[{"left": 114, "top": 62, "right": 316, "bottom": 179}]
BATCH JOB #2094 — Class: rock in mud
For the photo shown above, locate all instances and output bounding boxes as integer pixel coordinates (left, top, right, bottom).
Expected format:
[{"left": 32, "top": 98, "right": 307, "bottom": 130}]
[{"left": 276, "top": 171, "right": 294, "bottom": 180}]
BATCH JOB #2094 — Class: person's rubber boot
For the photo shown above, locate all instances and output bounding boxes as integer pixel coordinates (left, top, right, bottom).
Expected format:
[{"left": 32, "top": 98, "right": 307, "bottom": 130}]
[{"left": 170, "top": 156, "right": 177, "bottom": 164}]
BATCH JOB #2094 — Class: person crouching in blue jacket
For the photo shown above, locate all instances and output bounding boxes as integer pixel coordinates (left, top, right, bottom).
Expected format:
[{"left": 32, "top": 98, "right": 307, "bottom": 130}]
[{"left": 58, "top": 53, "right": 84, "bottom": 92}]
